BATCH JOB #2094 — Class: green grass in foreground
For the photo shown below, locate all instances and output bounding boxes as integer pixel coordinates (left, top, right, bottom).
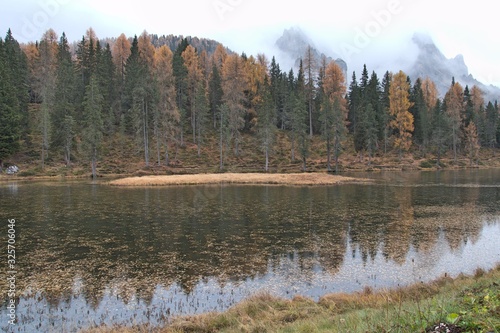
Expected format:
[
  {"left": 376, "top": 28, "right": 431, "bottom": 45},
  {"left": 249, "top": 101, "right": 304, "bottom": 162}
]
[{"left": 83, "top": 266, "right": 500, "bottom": 333}]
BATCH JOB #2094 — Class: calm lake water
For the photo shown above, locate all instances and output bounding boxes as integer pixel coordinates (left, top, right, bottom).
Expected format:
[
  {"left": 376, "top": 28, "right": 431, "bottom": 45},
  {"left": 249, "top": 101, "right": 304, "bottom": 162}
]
[{"left": 1, "top": 169, "right": 500, "bottom": 332}]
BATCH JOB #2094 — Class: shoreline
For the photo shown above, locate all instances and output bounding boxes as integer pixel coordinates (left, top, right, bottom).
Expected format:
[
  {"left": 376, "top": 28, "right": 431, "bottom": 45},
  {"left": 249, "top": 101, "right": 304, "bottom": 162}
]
[
  {"left": 80, "top": 265, "right": 500, "bottom": 333},
  {"left": 107, "top": 172, "right": 366, "bottom": 186}
]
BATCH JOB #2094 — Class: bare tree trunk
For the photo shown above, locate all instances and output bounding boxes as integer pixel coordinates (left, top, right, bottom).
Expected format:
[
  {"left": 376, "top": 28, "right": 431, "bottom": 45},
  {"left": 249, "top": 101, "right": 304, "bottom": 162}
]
[
  {"left": 309, "top": 103, "right": 313, "bottom": 138},
  {"left": 41, "top": 147, "right": 44, "bottom": 170},
  {"left": 91, "top": 148, "right": 97, "bottom": 179},
  {"left": 143, "top": 99, "right": 149, "bottom": 167},
  {"left": 265, "top": 148, "right": 269, "bottom": 172},
  {"left": 156, "top": 131, "right": 161, "bottom": 166},
  {"left": 220, "top": 113, "right": 224, "bottom": 171},
  {"left": 452, "top": 127, "right": 457, "bottom": 164},
  {"left": 197, "top": 115, "right": 202, "bottom": 157},
  {"left": 326, "top": 136, "right": 332, "bottom": 172},
  {"left": 192, "top": 100, "right": 196, "bottom": 144}
]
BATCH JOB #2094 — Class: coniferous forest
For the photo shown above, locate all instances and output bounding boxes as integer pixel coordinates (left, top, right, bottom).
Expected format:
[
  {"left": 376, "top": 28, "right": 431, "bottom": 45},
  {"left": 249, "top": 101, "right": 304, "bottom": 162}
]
[{"left": 1, "top": 28, "right": 499, "bottom": 177}]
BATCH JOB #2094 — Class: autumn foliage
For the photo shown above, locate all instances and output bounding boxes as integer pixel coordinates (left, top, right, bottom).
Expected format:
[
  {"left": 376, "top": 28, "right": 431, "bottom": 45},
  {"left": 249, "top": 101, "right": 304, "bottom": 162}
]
[{"left": 1, "top": 27, "right": 499, "bottom": 175}]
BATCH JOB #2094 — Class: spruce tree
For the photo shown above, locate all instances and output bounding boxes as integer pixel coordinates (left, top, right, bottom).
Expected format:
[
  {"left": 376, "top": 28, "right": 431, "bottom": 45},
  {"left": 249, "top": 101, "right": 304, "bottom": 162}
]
[
  {"left": 485, "top": 101, "right": 498, "bottom": 149},
  {"left": 96, "top": 43, "right": 117, "bottom": 133},
  {"left": 269, "top": 56, "right": 282, "bottom": 127},
  {"left": 0, "top": 38, "right": 21, "bottom": 170},
  {"left": 380, "top": 71, "right": 391, "bottom": 154},
  {"left": 431, "top": 99, "right": 449, "bottom": 167},
  {"left": 347, "top": 71, "right": 361, "bottom": 134},
  {"left": 82, "top": 75, "right": 104, "bottom": 178},
  {"left": 295, "top": 60, "right": 309, "bottom": 171},
  {"left": 52, "top": 32, "right": 76, "bottom": 165},
  {"left": 256, "top": 78, "right": 276, "bottom": 172},
  {"left": 172, "top": 38, "right": 189, "bottom": 145},
  {"left": 3, "top": 29, "right": 28, "bottom": 140},
  {"left": 208, "top": 63, "right": 223, "bottom": 129},
  {"left": 195, "top": 81, "right": 208, "bottom": 157}
]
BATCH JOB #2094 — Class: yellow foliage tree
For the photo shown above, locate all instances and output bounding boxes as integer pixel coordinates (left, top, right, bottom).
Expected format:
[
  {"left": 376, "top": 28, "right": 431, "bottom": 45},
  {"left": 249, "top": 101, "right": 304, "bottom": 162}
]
[
  {"left": 153, "top": 45, "right": 180, "bottom": 165},
  {"left": 464, "top": 121, "right": 480, "bottom": 166},
  {"left": 444, "top": 82, "right": 464, "bottom": 163},
  {"left": 321, "top": 61, "right": 347, "bottom": 172},
  {"left": 389, "top": 70, "right": 414, "bottom": 158},
  {"left": 182, "top": 45, "right": 202, "bottom": 143},
  {"left": 221, "top": 53, "right": 247, "bottom": 156},
  {"left": 421, "top": 77, "right": 438, "bottom": 111},
  {"left": 112, "top": 33, "right": 131, "bottom": 83},
  {"left": 138, "top": 30, "right": 155, "bottom": 70}
]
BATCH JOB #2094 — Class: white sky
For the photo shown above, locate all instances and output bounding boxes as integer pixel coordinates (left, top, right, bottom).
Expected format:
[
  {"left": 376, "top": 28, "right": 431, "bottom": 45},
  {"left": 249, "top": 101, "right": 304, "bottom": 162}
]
[{"left": 2, "top": 0, "right": 499, "bottom": 86}]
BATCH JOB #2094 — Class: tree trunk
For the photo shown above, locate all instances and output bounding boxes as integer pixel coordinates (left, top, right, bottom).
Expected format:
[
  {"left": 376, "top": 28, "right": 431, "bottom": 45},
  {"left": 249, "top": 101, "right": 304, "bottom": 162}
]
[
  {"left": 143, "top": 99, "right": 149, "bottom": 167},
  {"left": 302, "top": 157, "right": 306, "bottom": 172},
  {"left": 220, "top": 114, "right": 224, "bottom": 171},
  {"left": 326, "top": 136, "right": 332, "bottom": 172},
  {"left": 309, "top": 103, "right": 313, "bottom": 137},
  {"left": 334, "top": 137, "right": 339, "bottom": 173},
  {"left": 156, "top": 131, "right": 161, "bottom": 166},
  {"left": 265, "top": 148, "right": 269, "bottom": 172},
  {"left": 165, "top": 142, "right": 170, "bottom": 166},
  {"left": 192, "top": 100, "right": 196, "bottom": 144},
  {"left": 180, "top": 127, "right": 184, "bottom": 147},
  {"left": 437, "top": 145, "right": 441, "bottom": 168},
  {"left": 41, "top": 146, "right": 45, "bottom": 170},
  {"left": 234, "top": 138, "right": 239, "bottom": 157},
  {"left": 452, "top": 127, "right": 457, "bottom": 164},
  {"left": 197, "top": 116, "right": 201, "bottom": 157},
  {"left": 291, "top": 134, "right": 295, "bottom": 162},
  {"left": 65, "top": 151, "right": 70, "bottom": 167},
  {"left": 91, "top": 148, "right": 97, "bottom": 179}
]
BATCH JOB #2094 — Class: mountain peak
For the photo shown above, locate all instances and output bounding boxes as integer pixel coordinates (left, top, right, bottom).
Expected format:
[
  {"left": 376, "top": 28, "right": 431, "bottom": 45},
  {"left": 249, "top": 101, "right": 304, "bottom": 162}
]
[
  {"left": 412, "top": 32, "right": 434, "bottom": 46},
  {"left": 275, "top": 26, "right": 347, "bottom": 75},
  {"left": 276, "top": 26, "right": 315, "bottom": 60}
]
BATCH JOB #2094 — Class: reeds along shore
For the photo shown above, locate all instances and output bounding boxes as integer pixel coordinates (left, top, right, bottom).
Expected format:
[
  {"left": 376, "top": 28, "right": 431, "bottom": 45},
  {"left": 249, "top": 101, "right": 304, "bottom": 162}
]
[{"left": 107, "top": 173, "right": 362, "bottom": 186}]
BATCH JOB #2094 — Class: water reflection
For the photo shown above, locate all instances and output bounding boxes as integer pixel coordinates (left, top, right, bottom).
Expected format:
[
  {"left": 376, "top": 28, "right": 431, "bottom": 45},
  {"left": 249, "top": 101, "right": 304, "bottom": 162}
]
[{"left": 0, "top": 170, "right": 499, "bottom": 332}]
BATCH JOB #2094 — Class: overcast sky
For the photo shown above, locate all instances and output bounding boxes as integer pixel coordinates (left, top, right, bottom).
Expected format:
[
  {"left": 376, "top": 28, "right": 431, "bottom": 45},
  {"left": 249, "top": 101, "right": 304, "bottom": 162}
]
[{"left": 2, "top": 0, "right": 499, "bottom": 86}]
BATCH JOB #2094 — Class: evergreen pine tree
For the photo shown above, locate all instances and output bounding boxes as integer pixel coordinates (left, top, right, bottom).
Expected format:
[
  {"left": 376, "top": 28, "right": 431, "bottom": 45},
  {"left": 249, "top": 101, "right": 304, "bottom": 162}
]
[
  {"left": 294, "top": 61, "right": 309, "bottom": 171},
  {"left": 172, "top": 38, "right": 189, "bottom": 145},
  {"left": 347, "top": 71, "right": 361, "bottom": 134},
  {"left": 0, "top": 38, "right": 21, "bottom": 170},
  {"left": 3, "top": 29, "right": 29, "bottom": 140},
  {"left": 82, "top": 75, "right": 104, "bottom": 178},
  {"left": 96, "top": 43, "right": 117, "bottom": 133},
  {"left": 52, "top": 32, "right": 76, "bottom": 165},
  {"left": 208, "top": 63, "right": 223, "bottom": 129},
  {"left": 380, "top": 71, "right": 391, "bottom": 154},
  {"left": 195, "top": 81, "right": 209, "bottom": 157},
  {"left": 431, "top": 99, "right": 449, "bottom": 167},
  {"left": 256, "top": 78, "right": 276, "bottom": 171},
  {"left": 485, "top": 101, "right": 498, "bottom": 149}
]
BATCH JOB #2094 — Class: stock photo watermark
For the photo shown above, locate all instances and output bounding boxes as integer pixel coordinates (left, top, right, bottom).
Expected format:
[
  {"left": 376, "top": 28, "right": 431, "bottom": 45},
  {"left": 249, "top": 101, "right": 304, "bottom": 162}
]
[
  {"left": 212, "top": 0, "right": 244, "bottom": 21},
  {"left": 21, "top": 0, "right": 72, "bottom": 40},
  {"left": 6, "top": 219, "right": 17, "bottom": 326}
]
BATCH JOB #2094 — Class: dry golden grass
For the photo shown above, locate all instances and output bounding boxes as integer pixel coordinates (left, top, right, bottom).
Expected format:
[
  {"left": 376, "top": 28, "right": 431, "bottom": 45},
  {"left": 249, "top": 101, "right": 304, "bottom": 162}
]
[
  {"left": 108, "top": 172, "right": 365, "bottom": 187},
  {"left": 77, "top": 266, "right": 500, "bottom": 333}
]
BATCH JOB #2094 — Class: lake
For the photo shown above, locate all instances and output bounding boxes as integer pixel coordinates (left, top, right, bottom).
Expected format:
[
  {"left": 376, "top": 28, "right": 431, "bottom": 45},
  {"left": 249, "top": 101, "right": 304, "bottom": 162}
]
[{"left": 1, "top": 169, "right": 499, "bottom": 332}]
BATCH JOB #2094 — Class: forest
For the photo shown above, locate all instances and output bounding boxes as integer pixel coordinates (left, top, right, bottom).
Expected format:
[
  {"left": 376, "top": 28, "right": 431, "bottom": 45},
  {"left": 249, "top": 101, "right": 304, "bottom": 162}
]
[{"left": 0, "top": 28, "right": 499, "bottom": 177}]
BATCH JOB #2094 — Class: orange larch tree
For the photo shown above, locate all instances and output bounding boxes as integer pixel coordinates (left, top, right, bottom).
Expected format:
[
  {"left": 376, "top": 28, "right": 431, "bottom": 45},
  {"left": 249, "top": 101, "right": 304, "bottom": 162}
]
[{"left": 389, "top": 70, "right": 414, "bottom": 159}]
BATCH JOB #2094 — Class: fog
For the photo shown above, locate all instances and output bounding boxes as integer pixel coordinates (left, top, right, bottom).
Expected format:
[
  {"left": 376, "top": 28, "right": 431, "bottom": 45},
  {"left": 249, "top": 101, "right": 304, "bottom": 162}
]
[
  {"left": 214, "top": 24, "right": 421, "bottom": 83},
  {"left": 2, "top": 0, "right": 500, "bottom": 88}
]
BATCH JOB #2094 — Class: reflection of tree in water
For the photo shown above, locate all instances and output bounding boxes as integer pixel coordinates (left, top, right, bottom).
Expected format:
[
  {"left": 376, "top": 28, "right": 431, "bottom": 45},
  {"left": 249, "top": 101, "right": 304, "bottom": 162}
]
[
  {"left": 1, "top": 180, "right": 495, "bottom": 307},
  {"left": 382, "top": 186, "right": 414, "bottom": 264}
]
